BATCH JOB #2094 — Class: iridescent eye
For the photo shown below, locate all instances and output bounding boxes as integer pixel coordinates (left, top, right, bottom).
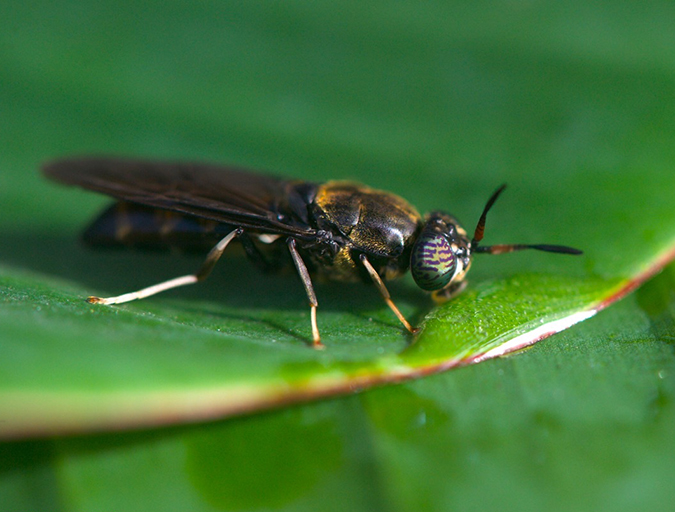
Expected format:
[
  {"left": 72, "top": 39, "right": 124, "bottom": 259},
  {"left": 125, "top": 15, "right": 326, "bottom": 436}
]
[{"left": 411, "top": 233, "right": 457, "bottom": 291}]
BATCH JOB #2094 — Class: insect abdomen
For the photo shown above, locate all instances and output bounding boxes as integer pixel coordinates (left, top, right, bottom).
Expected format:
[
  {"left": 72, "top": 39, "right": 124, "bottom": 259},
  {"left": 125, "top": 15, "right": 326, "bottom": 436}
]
[{"left": 83, "top": 201, "right": 229, "bottom": 252}]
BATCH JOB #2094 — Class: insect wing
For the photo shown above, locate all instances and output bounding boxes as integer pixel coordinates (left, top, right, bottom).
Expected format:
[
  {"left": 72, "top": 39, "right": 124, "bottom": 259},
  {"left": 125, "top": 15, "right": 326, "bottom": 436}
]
[{"left": 42, "top": 157, "right": 318, "bottom": 238}]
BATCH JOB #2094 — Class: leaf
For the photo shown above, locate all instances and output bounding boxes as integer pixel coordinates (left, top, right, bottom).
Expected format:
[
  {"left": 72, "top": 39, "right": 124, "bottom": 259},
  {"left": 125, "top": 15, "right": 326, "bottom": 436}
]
[
  {"left": 5, "top": 1, "right": 675, "bottom": 510},
  {"left": 2, "top": 0, "right": 675, "bottom": 447},
  {"left": 4, "top": 272, "right": 675, "bottom": 510}
]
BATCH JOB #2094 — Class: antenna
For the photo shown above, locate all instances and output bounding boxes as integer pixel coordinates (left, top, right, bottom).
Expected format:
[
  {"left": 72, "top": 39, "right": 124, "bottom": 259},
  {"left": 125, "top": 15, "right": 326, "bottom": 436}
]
[{"left": 471, "top": 184, "right": 582, "bottom": 256}]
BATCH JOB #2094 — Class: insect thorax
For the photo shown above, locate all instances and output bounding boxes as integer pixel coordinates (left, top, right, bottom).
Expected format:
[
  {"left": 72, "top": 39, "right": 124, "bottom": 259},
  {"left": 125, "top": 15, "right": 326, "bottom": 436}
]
[{"left": 305, "top": 181, "right": 423, "bottom": 282}]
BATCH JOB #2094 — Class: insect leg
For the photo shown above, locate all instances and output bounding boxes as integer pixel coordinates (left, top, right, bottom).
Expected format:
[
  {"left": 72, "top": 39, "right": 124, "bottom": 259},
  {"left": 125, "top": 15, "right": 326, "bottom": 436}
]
[
  {"left": 87, "top": 228, "right": 241, "bottom": 305},
  {"left": 287, "top": 238, "right": 323, "bottom": 349},
  {"left": 359, "top": 254, "right": 418, "bottom": 335}
]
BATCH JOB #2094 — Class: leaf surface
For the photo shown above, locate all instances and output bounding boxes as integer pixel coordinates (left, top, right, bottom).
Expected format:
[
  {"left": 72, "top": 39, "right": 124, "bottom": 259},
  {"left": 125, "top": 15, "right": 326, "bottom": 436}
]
[{"left": 1, "top": 1, "right": 675, "bottom": 444}]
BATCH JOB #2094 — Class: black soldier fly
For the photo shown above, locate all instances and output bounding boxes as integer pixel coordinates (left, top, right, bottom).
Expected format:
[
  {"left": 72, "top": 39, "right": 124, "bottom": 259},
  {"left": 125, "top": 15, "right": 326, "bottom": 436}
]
[{"left": 43, "top": 157, "right": 581, "bottom": 348}]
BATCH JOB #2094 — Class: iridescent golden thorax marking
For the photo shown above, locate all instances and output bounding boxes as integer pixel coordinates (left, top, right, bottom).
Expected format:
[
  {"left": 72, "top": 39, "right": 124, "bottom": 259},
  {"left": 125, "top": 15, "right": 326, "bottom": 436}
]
[{"left": 312, "top": 181, "right": 422, "bottom": 281}]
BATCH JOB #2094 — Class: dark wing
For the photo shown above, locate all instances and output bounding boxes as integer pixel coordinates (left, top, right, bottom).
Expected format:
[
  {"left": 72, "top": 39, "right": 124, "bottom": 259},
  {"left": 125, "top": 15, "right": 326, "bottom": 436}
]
[{"left": 42, "top": 156, "right": 319, "bottom": 239}]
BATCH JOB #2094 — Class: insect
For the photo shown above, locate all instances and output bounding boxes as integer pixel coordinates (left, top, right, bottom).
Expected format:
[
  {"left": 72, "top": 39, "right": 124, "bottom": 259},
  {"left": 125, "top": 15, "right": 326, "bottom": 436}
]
[{"left": 43, "top": 157, "right": 582, "bottom": 348}]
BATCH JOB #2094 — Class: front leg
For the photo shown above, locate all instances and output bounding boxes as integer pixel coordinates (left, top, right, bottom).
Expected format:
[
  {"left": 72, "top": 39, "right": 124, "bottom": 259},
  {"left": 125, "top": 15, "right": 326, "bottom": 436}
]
[{"left": 359, "top": 254, "right": 418, "bottom": 335}]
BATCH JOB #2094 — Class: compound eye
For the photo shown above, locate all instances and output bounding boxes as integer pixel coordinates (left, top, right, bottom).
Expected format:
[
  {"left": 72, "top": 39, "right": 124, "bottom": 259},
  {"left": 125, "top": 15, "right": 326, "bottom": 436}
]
[{"left": 411, "top": 233, "right": 457, "bottom": 291}]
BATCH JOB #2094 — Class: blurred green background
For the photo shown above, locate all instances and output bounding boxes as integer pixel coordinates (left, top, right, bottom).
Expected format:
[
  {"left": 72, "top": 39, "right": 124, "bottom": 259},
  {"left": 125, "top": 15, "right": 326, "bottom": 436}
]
[{"left": 3, "top": 1, "right": 675, "bottom": 511}]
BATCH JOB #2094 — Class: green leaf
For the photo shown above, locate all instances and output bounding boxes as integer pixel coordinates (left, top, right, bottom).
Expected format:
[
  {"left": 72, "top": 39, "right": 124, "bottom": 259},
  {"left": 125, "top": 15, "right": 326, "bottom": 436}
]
[
  {"left": 3, "top": 1, "right": 675, "bottom": 440},
  {"left": 4, "top": 275, "right": 675, "bottom": 510},
  {"left": 5, "top": 1, "right": 675, "bottom": 510}
]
